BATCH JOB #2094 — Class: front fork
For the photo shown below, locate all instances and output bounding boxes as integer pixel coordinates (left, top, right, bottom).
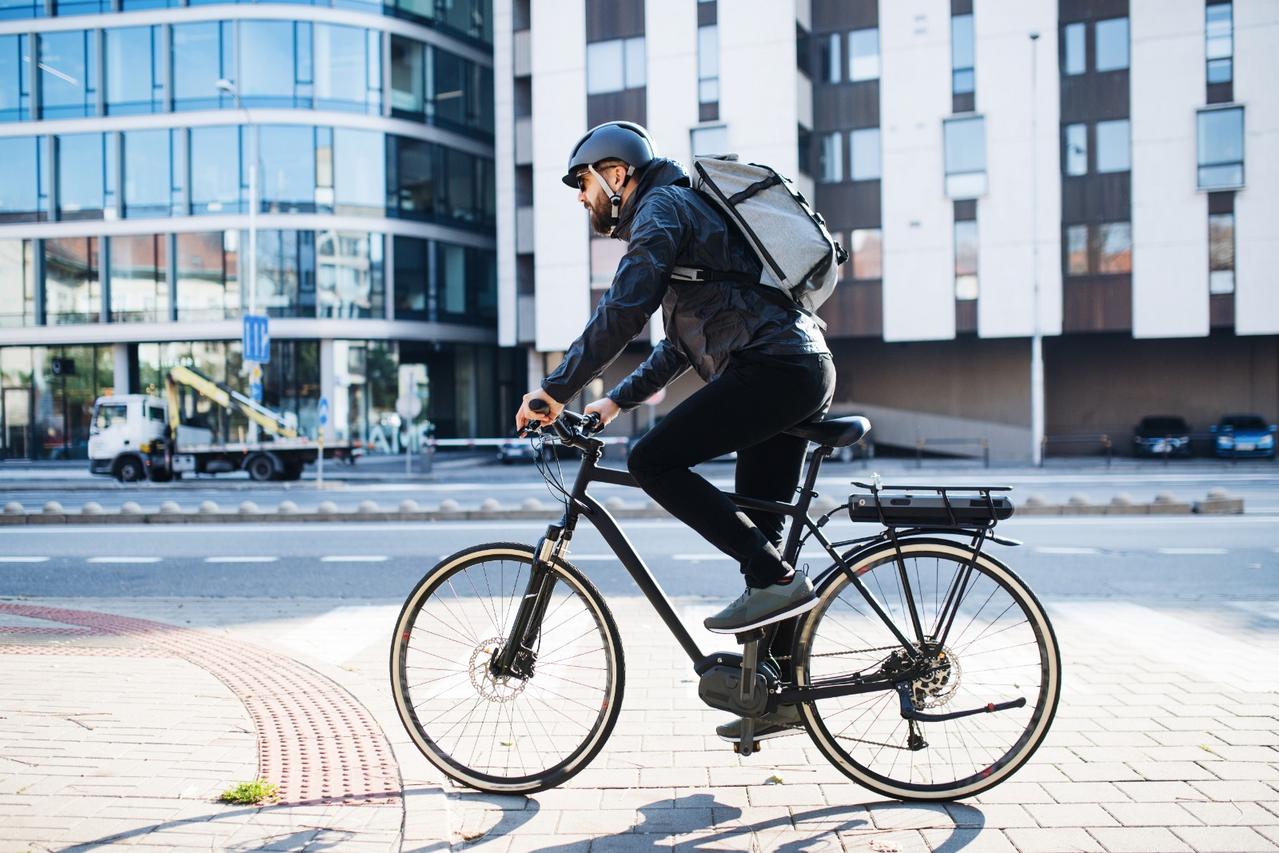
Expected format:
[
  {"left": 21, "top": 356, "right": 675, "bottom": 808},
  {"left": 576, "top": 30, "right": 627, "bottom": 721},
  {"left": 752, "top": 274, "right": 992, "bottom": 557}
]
[{"left": 490, "top": 530, "right": 568, "bottom": 679}]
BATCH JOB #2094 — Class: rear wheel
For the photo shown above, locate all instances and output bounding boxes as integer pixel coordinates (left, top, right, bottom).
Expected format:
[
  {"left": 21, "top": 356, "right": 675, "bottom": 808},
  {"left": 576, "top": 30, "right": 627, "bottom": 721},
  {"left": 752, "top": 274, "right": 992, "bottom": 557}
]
[
  {"left": 794, "top": 539, "right": 1060, "bottom": 801},
  {"left": 245, "top": 454, "right": 275, "bottom": 482},
  {"left": 391, "top": 543, "right": 625, "bottom": 793}
]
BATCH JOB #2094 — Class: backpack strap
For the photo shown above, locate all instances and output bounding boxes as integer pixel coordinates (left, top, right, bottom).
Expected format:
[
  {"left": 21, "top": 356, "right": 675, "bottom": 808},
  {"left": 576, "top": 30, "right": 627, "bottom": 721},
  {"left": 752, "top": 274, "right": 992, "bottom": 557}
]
[{"left": 670, "top": 267, "right": 829, "bottom": 332}]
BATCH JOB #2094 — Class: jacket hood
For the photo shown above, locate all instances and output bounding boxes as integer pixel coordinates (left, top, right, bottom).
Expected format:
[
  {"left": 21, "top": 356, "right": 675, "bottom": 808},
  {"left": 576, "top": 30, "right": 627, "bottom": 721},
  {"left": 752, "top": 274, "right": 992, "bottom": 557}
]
[{"left": 614, "top": 157, "right": 690, "bottom": 240}]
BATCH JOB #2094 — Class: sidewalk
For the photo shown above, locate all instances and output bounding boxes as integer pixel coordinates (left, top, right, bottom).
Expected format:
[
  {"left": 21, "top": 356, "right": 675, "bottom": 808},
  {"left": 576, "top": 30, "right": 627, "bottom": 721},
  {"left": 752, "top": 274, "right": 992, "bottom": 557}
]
[{"left": 2, "top": 594, "right": 1278, "bottom": 852}]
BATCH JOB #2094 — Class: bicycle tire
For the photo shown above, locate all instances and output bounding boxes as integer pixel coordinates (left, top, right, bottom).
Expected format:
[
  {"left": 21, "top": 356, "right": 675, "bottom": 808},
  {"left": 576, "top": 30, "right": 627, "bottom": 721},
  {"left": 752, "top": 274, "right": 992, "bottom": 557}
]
[
  {"left": 794, "top": 538, "right": 1061, "bottom": 801},
  {"left": 390, "top": 542, "right": 625, "bottom": 794}
]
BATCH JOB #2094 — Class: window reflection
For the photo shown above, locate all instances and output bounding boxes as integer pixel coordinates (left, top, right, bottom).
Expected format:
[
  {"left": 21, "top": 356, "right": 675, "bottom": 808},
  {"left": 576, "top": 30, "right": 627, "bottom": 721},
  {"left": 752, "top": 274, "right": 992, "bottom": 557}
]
[
  {"left": 848, "top": 28, "right": 878, "bottom": 82},
  {"left": 177, "top": 231, "right": 239, "bottom": 321},
  {"left": 943, "top": 116, "right": 986, "bottom": 199},
  {"left": 1065, "top": 225, "right": 1088, "bottom": 275},
  {"left": 317, "top": 230, "right": 383, "bottom": 318},
  {"left": 39, "top": 31, "right": 95, "bottom": 118},
  {"left": 1209, "top": 212, "right": 1234, "bottom": 295},
  {"left": 334, "top": 127, "right": 385, "bottom": 214},
  {"left": 1064, "top": 123, "right": 1087, "bottom": 176},
  {"left": 954, "top": 219, "right": 978, "bottom": 301},
  {"left": 251, "top": 229, "right": 315, "bottom": 318},
  {"left": 850, "top": 128, "right": 879, "bottom": 181},
  {"left": 123, "top": 129, "right": 170, "bottom": 218},
  {"left": 106, "top": 26, "right": 163, "bottom": 114},
  {"left": 109, "top": 234, "right": 167, "bottom": 323},
  {"left": 190, "top": 126, "right": 241, "bottom": 214},
  {"left": 0, "top": 136, "right": 42, "bottom": 222},
  {"left": 240, "top": 20, "right": 305, "bottom": 107},
  {"left": 56, "top": 133, "right": 105, "bottom": 220},
  {"left": 172, "top": 22, "right": 233, "bottom": 111},
  {"left": 259, "top": 125, "right": 317, "bottom": 213},
  {"left": 1197, "top": 107, "right": 1244, "bottom": 189},
  {"left": 850, "top": 228, "right": 882, "bottom": 280},
  {"left": 393, "top": 235, "right": 429, "bottom": 319},
  {"left": 1062, "top": 22, "right": 1084, "bottom": 76},
  {"left": 0, "top": 239, "right": 36, "bottom": 327},
  {"left": 1097, "top": 222, "right": 1131, "bottom": 273},
  {"left": 1094, "top": 18, "right": 1129, "bottom": 72},
  {"left": 45, "top": 237, "right": 100, "bottom": 324},
  {"left": 315, "top": 24, "right": 380, "bottom": 113},
  {"left": 0, "top": 34, "right": 33, "bottom": 122},
  {"left": 1095, "top": 119, "right": 1129, "bottom": 173}
]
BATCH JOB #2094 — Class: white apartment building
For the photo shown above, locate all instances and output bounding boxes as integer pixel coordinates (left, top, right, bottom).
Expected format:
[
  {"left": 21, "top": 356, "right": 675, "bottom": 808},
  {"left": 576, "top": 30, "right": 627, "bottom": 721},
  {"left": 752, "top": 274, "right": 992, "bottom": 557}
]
[{"left": 495, "top": 0, "right": 1278, "bottom": 460}]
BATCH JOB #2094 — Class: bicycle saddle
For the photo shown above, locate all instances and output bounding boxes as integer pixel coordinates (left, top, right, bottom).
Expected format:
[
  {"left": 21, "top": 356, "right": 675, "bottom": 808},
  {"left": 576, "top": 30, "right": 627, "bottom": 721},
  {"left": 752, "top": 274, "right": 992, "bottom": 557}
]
[{"left": 785, "top": 415, "right": 871, "bottom": 448}]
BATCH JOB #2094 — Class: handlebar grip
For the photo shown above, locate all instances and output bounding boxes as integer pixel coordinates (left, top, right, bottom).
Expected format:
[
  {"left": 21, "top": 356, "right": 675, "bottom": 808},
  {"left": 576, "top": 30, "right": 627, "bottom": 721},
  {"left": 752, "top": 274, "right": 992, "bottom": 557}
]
[{"left": 529, "top": 397, "right": 550, "bottom": 414}]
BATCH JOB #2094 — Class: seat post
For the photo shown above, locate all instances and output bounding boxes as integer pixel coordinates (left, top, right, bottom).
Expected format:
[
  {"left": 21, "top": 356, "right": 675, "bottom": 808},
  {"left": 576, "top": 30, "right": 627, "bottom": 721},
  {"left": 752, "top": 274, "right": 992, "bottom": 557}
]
[{"left": 782, "top": 443, "right": 832, "bottom": 566}]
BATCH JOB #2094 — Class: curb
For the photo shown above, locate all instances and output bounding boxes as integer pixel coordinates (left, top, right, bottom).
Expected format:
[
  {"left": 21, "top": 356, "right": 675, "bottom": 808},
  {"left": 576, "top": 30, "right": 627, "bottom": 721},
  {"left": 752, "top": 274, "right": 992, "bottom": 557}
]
[{"left": 0, "top": 492, "right": 1244, "bottom": 525}]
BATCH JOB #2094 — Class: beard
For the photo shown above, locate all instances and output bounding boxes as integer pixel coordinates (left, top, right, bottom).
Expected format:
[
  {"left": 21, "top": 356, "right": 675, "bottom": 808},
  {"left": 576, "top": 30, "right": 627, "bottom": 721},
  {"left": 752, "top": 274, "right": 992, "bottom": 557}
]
[{"left": 586, "top": 196, "right": 615, "bottom": 236}]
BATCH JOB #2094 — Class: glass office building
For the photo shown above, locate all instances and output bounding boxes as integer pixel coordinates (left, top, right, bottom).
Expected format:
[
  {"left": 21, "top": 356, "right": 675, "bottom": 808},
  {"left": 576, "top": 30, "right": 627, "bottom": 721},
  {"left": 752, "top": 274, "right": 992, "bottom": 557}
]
[{"left": 0, "top": 0, "right": 511, "bottom": 459}]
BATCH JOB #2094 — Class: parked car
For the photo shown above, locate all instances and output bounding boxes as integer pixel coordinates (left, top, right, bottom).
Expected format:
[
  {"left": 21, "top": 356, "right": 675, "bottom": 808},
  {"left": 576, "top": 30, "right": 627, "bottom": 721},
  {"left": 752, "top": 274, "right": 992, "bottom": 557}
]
[
  {"left": 1132, "top": 415, "right": 1192, "bottom": 458},
  {"left": 1210, "top": 414, "right": 1277, "bottom": 459}
]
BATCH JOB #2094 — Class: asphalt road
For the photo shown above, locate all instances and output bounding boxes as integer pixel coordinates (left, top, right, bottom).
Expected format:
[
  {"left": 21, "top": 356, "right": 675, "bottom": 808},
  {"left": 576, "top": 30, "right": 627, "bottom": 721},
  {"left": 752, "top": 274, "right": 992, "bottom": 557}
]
[{"left": 0, "top": 514, "right": 1274, "bottom": 603}]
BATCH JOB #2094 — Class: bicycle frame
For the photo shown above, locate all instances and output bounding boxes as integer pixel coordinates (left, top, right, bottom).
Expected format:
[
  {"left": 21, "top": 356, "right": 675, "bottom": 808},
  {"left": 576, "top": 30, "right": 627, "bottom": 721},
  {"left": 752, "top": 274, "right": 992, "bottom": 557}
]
[{"left": 492, "top": 424, "right": 1020, "bottom": 718}]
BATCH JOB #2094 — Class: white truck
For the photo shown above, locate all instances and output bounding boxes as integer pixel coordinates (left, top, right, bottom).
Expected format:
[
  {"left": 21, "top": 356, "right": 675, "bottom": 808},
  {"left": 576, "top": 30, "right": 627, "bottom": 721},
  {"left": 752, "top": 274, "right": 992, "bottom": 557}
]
[{"left": 88, "top": 365, "right": 358, "bottom": 482}]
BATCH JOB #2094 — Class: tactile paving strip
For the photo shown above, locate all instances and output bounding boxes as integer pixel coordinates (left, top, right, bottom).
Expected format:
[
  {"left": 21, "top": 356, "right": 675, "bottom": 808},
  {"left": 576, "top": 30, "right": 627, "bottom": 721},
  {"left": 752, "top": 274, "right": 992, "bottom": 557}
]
[{"left": 0, "top": 604, "right": 401, "bottom": 807}]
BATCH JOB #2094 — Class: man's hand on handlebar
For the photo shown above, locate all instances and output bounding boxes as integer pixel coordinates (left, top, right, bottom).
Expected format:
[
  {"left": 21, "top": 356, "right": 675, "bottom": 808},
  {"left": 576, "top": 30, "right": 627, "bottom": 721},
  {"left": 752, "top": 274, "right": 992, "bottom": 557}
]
[
  {"left": 516, "top": 388, "right": 563, "bottom": 434},
  {"left": 584, "top": 397, "right": 622, "bottom": 428}
]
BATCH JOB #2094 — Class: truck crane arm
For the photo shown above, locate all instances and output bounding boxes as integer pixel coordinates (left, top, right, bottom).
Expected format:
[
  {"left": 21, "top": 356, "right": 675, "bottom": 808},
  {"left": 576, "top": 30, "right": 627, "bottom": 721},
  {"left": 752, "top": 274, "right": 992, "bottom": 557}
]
[{"left": 165, "top": 364, "right": 299, "bottom": 439}]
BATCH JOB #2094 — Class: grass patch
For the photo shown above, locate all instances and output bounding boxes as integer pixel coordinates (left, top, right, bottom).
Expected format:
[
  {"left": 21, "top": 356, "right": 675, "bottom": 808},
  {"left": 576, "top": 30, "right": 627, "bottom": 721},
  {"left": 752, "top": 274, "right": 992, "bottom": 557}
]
[{"left": 219, "top": 779, "right": 280, "bottom": 805}]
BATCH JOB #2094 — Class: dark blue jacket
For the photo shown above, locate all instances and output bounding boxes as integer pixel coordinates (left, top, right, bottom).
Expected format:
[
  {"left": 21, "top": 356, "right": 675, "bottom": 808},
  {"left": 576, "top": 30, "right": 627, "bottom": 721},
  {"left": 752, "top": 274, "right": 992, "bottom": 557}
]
[{"left": 542, "top": 157, "right": 829, "bottom": 409}]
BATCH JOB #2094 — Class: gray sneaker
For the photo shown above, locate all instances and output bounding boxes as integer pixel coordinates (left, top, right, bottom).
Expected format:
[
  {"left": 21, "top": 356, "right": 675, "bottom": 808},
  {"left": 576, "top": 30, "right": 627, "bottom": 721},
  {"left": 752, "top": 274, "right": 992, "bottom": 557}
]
[
  {"left": 703, "top": 576, "right": 818, "bottom": 634},
  {"left": 716, "top": 704, "right": 803, "bottom": 743}
]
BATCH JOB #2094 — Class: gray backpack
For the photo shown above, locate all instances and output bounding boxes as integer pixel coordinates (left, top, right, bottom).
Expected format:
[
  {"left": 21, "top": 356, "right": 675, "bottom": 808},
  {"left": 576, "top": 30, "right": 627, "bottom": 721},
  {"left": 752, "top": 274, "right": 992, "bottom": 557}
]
[{"left": 672, "top": 154, "right": 847, "bottom": 325}]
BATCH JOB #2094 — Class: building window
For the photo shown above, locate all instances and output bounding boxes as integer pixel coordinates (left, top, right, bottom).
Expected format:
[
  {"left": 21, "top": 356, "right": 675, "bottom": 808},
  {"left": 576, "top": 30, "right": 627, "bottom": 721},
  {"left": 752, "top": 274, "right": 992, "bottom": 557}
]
[
  {"left": 848, "top": 28, "right": 878, "bottom": 82},
  {"left": 0, "top": 136, "right": 44, "bottom": 222},
  {"left": 109, "top": 234, "right": 167, "bottom": 323},
  {"left": 954, "top": 219, "right": 978, "bottom": 301},
  {"left": 122, "top": 129, "right": 171, "bottom": 218},
  {"left": 850, "top": 228, "right": 882, "bottom": 280},
  {"left": 189, "top": 126, "right": 241, "bottom": 214},
  {"left": 57, "top": 133, "right": 106, "bottom": 221},
  {"left": 586, "top": 36, "right": 644, "bottom": 95},
  {"left": 1063, "top": 22, "right": 1085, "bottom": 75},
  {"left": 820, "top": 33, "right": 840, "bottom": 83},
  {"left": 334, "top": 127, "right": 384, "bottom": 215},
  {"left": 691, "top": 124, "right": 728, "bottom": 156},
  {"left": 849, "top": 128, "right": 880, "bottom": 180},
  {"left": 943, "top": 116, "right": 985, "bottom": 198},
  {"left": 1097, "top": 222, "right": 1132, "bottom": 273},
  {"left": 1206, "top": 3, "right": 1232, "bottom": 84},
  {"left": 1065, "top": 222, "right": 1132, "bottom": 276},
  {"left": 105, "top": 27, "right": 164, "bottom": 115},
  {"left": 1095, "top": 119, "right": 1130, "bottom": 173},
  {"left": 45, "top": 237, "right": 100, "bottom": 324},
  {"left": 317, "top": 230, "right": 383, "bottom": 318},
  {"left": 176, "top": 231, "right": 239, "bottom": 322},
  {"left": 1209, "top": 212, "right": 1235, "bottom": 294},
  {"left": 38, "top": 31, "right": 97, "bottom": 119},
  {"left": 951, "top": 14, "right": 975, "bottom": 95},
  {"left": 0, "top": 34, "right": 33, "bottom": 123},
  {"left": 796, "top": 24, "right": 811, "bottom": 77},
  {"left": 1094, "top": 17, "right": 1129, "bottom": 72},
  {"left": 171, "top": 22, "right": 234, "bottom": 111},
  {"left": 1197, "top": 106, "right": 1244, "bottom": 189},
  {"left": 819, "top": 131, "right": 842, "bottom": 183},
  {"left": 697, "top": 25, "right": 718, "bottom": 104},
  {"left": 0, "top": 239, "right": 36, "bottom": 327},
  {"left": 797, "top": 125, "right": 811, "bottom": 176},
  {"left": 1064, "top": 123, "right": 1087, "bottom": 176}
]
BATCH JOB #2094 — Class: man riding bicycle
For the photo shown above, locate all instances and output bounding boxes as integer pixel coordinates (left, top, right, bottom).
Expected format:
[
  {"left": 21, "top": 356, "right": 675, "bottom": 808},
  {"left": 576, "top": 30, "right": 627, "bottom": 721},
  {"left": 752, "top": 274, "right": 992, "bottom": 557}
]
[{"left": 514, "top": 121, "right": 836, "bottom": 739}]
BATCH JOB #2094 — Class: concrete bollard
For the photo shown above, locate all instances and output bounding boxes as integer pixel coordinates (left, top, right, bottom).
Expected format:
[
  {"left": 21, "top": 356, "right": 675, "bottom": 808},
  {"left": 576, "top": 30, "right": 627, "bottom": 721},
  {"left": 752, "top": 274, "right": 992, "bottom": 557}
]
[
  {"left": 1206, "top": 487, "right": 1231, "bottom": 501},
  {"left": 1150, "top": 492, "right": 1192, "bottom": 514},
  {"left": 199, "top": 500, "right": 220, "bottom": 514},
  {"left": 277, "top": 500, "right": 300, "bottom": 514},
  {"left": 239, "top": 500, "right": 260, "bottom": 515},
  {"left": 521, "top": 497, "right": 545, "bottom": 511},
  {"left": 317, "top": 500, "right": 339, "bottom": 515},
  {"left": 480, "top": 498, "right": 501, "bottom": 512},
  {"left": 120, "top": 501, "right": 143, "bottom": 515},
  {"left": 1195, "top": 489, "right": 1244, "bottom": 515},
  {"left": 80, "top": 501, "right": 103, "bottom": 515},
  {"left": 1107, "top": 493, "right": 1144, "bottom": 515},
  {"left": 158, "top": 501, "right": 183, "bottom": 515},
  {"left": 399, "top": 499, "right": 419, "bottom": 513},
  {"left": 1061, "top": 494, "right": 1091, "bottom": 516},
  {"left": 439, "top": 499, "right": 462, "bottom": 513},
  {"left": 358, "top": 500, "right": 381, "bottom": 514},
  {"left": 3, "top": 501, "right": 23, "bottom": 515},
  {"left": 42, "top": 500, "right": 64, "bottom": 515}
]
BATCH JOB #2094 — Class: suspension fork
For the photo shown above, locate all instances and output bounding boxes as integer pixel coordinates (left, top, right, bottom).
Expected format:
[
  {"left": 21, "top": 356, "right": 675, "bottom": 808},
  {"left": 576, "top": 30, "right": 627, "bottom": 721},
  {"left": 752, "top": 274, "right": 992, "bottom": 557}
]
[{"left": 491, "top": 529, "right": 567, "bottom": 679}]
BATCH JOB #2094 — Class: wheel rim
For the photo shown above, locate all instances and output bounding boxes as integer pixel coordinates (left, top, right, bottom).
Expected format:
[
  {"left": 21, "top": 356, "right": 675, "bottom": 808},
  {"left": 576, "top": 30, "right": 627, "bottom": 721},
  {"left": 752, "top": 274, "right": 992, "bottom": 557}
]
[
  {"left": 393, "top": 549, "right": 619, "bottom": 789},
  {"left": 797, "top": 542, "right": 1059, "bottom": 797},
  {"left": 120, "top": 461, "right": 140, "bottom": 481}
]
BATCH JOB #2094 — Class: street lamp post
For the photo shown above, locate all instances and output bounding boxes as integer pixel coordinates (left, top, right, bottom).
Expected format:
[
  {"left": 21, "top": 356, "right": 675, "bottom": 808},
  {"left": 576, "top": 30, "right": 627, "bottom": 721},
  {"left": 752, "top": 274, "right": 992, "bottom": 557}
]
[
  {"left": 216, "top": 78, "right": 258, "bottom": 320},
  {"left": 1029, "top": 32, "right": 1045, "bottom": 467}
]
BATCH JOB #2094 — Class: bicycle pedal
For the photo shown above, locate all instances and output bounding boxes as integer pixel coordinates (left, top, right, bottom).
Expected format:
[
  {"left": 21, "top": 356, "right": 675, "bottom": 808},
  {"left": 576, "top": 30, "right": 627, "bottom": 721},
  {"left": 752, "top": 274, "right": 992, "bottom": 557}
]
[{"left": 732, "top": 742, "right": 761, "bottom": 755}]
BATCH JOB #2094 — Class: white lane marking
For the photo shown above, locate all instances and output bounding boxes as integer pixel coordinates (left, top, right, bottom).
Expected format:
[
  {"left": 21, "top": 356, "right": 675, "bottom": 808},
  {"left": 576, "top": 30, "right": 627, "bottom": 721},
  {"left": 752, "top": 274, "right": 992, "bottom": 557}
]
[
  {"left": 320, "top": 555, "right": 388, "bottom": 563},
  {"left": 1155, "top": 547, "right": 1229, "bottom": 556},
  {"left": 87, "top": 556, "right": 162, "bottom": 564},
  {"left": 0, "top": 556, "right": 50, "bottom": 563},
  {"left": 1035, "top": 546, "right": 1101, "bottom": 556},
  {"left": 205, "top": 556, "right": 279, "bottom": 564},
  {"left": 673, "top": 553, "right": 734, "bottom": 562}
]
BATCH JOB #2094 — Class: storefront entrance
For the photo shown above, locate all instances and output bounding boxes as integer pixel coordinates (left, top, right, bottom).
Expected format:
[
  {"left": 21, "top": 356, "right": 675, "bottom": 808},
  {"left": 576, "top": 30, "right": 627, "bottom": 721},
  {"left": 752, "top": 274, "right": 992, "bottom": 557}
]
[{"left": 1, "top": 387, "right": 32, "bottom": 460}]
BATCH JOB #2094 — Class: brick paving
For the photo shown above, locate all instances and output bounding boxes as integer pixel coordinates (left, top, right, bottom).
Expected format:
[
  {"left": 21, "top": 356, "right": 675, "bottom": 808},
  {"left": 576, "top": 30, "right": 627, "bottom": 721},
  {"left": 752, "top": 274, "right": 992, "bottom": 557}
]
[{"left": 0, "top": 593, "right": 1276, "bottom": 851}]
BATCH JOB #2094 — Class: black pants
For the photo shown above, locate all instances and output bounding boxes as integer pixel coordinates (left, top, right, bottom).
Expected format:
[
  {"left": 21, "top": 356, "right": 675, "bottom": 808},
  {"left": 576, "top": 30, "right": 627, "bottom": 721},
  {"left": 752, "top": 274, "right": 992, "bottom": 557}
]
[{"left": 627, "top": 351, "right": 836, "bottom": 588}]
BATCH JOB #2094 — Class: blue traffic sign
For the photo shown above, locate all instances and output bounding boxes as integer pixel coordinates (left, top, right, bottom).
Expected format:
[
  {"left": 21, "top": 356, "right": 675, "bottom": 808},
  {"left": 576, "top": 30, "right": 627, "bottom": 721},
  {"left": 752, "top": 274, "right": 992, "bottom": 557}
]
[
  {"left": 319, "top": 396, "right": 329, "bottom": 426},
  {"left": 242, "top": 314, "right": 271, "bottom": 363},
  {"left": 249, "top": 382, "right": 263, "bottom": 402}
]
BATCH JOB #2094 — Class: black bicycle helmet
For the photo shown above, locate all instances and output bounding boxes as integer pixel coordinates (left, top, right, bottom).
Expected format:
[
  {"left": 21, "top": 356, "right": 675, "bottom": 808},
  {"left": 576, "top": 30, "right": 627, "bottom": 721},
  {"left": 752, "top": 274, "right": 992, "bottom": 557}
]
[{"left": 561, "top": 121, "right": 657, "bottom": 188}]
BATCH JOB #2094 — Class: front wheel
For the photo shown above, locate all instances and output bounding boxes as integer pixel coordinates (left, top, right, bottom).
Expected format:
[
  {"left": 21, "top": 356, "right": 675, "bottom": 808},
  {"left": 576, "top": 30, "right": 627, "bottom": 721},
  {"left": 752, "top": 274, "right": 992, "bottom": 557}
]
[
  {"left": 391, "top": 543, "right": 625, "bottom": 794},
  {"left": 794, "top": 539, "right": 1061, "bottom": 801}
]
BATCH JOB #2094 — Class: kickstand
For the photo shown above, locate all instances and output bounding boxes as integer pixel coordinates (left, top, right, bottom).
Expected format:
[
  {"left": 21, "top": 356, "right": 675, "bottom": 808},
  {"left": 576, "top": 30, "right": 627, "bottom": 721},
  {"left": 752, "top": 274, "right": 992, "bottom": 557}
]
[{"left": 735, "top": 628, "right": 766, "bottom": 756}]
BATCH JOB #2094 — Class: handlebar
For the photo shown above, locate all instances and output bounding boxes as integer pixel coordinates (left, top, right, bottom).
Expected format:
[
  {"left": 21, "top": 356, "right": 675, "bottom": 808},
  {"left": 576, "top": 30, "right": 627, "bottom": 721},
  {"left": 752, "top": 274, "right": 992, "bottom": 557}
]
[{"left": 521, "top": 398, "right": 603, "bottom": 443}]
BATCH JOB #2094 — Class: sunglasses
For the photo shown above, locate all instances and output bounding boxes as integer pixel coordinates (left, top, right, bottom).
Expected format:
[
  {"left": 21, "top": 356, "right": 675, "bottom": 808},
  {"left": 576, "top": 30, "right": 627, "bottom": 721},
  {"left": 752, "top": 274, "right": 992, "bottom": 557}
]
[{"left": 573, "top": 173, "right": 589, "bottom": 192}]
